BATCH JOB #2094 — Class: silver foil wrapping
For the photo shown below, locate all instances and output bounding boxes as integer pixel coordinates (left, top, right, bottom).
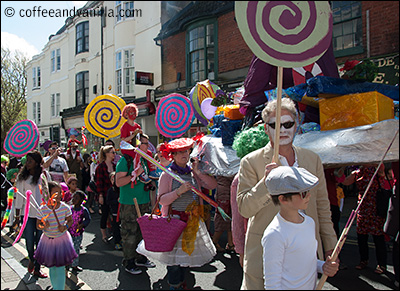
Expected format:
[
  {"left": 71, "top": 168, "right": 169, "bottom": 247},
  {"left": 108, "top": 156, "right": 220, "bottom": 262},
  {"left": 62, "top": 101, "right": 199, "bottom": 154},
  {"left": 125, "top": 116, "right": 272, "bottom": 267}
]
[{"left": 191, "top": 119, "right": 399, "bottom": 176}]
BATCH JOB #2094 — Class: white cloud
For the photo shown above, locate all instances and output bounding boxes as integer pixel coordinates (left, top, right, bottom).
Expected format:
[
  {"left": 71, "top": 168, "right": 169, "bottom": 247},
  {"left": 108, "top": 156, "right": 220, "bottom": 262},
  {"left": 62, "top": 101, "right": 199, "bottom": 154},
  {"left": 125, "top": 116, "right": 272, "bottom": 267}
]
[
  {"left": 72, "top": 1, "right": 87, "bottom": 8},
  {"left": 1, "top": 31, "right": 40, "bottom": 59}
]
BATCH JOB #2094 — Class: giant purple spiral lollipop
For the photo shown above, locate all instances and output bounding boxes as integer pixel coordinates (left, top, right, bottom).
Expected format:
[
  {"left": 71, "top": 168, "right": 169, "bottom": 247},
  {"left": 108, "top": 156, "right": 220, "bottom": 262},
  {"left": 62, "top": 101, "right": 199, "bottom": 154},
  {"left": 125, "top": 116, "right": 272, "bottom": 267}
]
[
  {"left": 3, "top": 119, "right": 39, "bottom": 157},
  {"left": 235, "top": 1, "right": 332, "bottom": 68}
]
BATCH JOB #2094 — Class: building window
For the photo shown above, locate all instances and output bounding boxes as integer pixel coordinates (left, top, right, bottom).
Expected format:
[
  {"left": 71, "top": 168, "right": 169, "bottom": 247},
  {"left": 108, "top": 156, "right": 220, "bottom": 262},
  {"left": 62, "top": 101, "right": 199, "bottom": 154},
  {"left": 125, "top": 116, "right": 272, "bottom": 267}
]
[
  {"left": 76, "top": 21, "right": 89, "bottom": 54},
  {"left": 51, "top": 49, "right": 61, "bottom": 72},
  {"left": 116, "top": 51, "right": 122, "bottom": 95},
  {"left": 186, "top": 20, "right": 217, "bottom": 87},
  {"left": 51, "top": 93, "right": 60, "bottom": 117},
  {"left": 331, "top": 1, "right": 363, "bottom": 57},
  {"left": 32, "top": 66, "right": 41, "bottom": 89},
  {"left": 115, "top": 1, "right": 135, "bottom": 23},
  {"left": 33, "top": 102, "right": 41, "bottom": 125},
  {"left": 116, "top": 49, "right": 135, "bottom": 96},
  {"left": 124, "top": 2, "right": 135, "bottom": 18},
  {"left": 124, "top": 49, "right": 135, "bottom": 94},
  {"left": 76, "top": 71, "right": 89, "bottom": 106}
]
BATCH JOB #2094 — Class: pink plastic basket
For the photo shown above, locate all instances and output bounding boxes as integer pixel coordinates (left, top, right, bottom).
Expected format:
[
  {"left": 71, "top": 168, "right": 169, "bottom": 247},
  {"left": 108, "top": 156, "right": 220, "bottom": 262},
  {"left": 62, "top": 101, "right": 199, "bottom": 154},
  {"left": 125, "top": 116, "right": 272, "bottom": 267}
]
[{"left": 137, "top": 214, "right": 187, "bottom": 252}]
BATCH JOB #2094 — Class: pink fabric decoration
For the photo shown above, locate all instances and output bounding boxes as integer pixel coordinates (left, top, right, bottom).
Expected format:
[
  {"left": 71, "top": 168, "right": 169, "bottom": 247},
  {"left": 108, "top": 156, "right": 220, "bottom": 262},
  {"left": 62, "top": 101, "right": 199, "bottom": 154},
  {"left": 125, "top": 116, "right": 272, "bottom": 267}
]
[{"left": 13, "top": 190, "right": 32, "bottom": 246}]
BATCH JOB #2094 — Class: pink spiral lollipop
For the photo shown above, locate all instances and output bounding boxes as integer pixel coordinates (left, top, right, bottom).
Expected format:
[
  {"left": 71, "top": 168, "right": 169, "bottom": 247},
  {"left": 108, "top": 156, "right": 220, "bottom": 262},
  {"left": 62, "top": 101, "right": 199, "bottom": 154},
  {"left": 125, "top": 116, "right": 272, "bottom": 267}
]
[
  {"left": 156, "top": 94, "right": 194, "bottom": 138},
  {"left": 3, "top": 119, "right": 39, "bottom": 157}
]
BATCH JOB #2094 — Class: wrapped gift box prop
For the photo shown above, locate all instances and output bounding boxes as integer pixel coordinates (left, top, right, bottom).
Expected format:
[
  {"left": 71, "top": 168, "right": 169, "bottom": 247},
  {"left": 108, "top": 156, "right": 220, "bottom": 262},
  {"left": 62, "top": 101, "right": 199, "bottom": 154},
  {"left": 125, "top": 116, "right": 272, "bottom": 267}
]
[
  {"left": 215, "top": 105, "right": 244, "bottom": 146},
  {"left": 319, "top": 91, "right": 394, "bottom": 131}
]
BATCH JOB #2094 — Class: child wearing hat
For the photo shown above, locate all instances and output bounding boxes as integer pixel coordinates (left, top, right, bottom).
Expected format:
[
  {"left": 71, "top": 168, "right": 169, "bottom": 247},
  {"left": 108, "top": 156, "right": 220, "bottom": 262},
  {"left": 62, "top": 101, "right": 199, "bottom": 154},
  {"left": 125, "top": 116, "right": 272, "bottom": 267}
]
[{"left": 262, "top": 166, "right": 338, "bottom": 290}]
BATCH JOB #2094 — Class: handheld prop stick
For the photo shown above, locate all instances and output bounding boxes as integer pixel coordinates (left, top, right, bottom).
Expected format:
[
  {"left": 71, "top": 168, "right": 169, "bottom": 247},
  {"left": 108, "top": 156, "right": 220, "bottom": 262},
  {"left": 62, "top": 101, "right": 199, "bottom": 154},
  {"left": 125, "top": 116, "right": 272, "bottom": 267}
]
[
  {"left": 316, "top": 129, "right": 399, "bottom": 290},
  {"left": 272, "top": 67, "right": 284, "bottom": 165}
]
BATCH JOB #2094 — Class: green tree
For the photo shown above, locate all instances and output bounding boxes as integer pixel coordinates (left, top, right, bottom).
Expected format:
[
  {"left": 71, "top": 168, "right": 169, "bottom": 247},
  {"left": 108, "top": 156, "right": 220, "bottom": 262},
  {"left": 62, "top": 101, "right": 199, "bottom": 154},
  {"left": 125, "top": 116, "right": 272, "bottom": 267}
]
[{"left": 1, "top": 47, "right": 28, "bottom": 155}]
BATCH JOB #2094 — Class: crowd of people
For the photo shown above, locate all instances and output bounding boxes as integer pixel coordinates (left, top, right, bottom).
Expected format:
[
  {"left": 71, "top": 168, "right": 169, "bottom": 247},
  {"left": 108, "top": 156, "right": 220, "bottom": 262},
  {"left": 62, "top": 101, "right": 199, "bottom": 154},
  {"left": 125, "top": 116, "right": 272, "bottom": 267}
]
[{"left": 1, "top": 99, "right": 398, "bottom": 290}]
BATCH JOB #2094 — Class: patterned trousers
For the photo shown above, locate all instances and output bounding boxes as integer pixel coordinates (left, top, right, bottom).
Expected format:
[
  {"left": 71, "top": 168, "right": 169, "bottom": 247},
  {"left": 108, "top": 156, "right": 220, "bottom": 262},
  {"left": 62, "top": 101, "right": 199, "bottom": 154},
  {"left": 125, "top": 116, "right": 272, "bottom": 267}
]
[{"left": 71, "top": 235, "right": 83, "bottom": 267}]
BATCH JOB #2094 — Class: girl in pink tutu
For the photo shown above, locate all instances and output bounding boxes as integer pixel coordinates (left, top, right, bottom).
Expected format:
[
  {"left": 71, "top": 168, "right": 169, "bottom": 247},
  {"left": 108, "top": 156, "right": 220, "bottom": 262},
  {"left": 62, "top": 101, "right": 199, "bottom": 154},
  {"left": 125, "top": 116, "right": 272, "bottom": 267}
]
[{"left": 34, "top": 181, "right": 77, "bottom": 290}]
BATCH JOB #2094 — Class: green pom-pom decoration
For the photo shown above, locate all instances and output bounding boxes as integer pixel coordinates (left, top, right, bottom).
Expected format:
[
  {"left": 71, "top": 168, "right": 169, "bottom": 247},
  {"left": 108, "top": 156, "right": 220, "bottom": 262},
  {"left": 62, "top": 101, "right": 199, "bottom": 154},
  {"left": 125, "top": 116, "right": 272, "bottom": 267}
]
[{"left": 232, "top": 124, "right": 269, "bottom": 159}]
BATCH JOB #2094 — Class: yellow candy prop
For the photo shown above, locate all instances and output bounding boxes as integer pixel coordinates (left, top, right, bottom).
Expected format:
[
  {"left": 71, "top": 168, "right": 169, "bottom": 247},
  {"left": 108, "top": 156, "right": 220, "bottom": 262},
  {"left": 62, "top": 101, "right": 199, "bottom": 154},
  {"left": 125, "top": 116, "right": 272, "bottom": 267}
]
[{"left": 84, "top": 94, "right": 126, "bottom": 138}]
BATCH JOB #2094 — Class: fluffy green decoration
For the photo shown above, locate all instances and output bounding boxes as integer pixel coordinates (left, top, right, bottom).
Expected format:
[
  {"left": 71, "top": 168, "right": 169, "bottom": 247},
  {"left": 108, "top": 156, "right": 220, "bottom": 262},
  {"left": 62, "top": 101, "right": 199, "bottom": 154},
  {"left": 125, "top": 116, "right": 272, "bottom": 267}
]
[
  {"left": 232, "top": 124, "right": 269, "bottom": 159},
  {"left": 20, "top": 155, "right": 27, "bottom": 165}
]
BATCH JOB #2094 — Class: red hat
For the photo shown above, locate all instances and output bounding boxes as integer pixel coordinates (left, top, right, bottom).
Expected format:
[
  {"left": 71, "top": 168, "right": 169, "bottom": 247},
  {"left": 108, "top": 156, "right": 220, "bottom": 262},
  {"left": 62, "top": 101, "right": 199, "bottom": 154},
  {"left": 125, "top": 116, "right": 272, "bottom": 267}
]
[
  {"left": 159, "top": 138, "right": 194, "bottom": 160},
  {"left": 168, "top": 138, "right": 194, "bottom": 152}
]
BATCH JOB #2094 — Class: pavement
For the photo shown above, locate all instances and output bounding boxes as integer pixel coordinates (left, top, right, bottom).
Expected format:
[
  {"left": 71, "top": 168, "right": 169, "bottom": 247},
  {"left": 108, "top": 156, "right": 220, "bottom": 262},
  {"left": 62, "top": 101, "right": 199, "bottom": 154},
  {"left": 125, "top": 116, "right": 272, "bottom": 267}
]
[{"left": 2, "top": 247, "right": 30, "bottom": 290}]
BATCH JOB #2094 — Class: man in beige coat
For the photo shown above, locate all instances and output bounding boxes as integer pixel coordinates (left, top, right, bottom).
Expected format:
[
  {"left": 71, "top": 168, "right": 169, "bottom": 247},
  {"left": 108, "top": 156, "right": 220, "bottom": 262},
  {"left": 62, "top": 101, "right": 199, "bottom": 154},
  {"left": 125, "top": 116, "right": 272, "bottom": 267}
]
[{"left": 237, "top": 98, "right": 338, "bottom": 289}]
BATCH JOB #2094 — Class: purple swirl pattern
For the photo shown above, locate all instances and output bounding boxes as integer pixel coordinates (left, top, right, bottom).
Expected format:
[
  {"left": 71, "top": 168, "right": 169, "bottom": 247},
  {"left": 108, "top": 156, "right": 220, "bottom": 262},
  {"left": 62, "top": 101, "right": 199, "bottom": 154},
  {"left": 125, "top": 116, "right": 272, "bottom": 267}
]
[
  {"left": 3, "top": 119, "right": 39, "bottom": 157},
  {"left": 156, "top": 94, "right": 194, "bottom": 138},
  {"left": 235, "top": 1, "right": 332, "bottom": 67}
]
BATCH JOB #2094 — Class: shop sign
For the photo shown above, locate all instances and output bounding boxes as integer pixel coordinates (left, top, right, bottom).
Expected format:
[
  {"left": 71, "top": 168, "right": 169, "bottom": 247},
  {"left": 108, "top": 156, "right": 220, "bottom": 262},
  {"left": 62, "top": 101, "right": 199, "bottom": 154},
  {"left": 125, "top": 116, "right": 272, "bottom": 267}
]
[{"left": 135, "top": 71, "right": 154, "bottom": 86}]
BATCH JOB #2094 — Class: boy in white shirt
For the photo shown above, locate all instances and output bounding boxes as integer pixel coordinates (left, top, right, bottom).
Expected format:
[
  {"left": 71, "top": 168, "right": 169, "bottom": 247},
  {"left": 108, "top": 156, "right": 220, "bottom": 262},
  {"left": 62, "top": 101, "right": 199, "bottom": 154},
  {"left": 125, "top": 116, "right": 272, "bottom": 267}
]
[{"left": 262, "top": 166, "right": 338, "bottom": 290}]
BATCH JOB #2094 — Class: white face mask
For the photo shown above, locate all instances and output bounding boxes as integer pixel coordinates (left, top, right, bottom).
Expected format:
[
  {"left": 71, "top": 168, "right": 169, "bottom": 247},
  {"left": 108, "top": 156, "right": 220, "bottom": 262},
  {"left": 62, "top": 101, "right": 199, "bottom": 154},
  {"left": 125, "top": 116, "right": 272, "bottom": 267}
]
[{"left": 266, "top": 114, "right": 296, "bottom": 145}]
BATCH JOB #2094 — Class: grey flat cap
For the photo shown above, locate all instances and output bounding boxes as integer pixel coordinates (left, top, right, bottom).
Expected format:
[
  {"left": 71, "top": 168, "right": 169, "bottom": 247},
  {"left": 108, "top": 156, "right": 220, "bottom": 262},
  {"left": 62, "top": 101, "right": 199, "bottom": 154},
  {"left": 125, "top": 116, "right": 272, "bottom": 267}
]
[{"left": 265, "top": 166, "right": 319, "bottom": 196}]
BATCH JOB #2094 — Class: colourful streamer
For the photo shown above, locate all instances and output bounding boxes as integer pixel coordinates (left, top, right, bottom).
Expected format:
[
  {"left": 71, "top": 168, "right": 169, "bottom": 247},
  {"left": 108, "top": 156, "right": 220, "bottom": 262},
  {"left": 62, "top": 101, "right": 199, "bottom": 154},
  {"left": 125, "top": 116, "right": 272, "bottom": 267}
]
[
  {"left": 13, "top": 190, "right": 32, "bottom": 246},
  {"left": 1, "top": 187, "right": 16, "bottom": 230},
  {"left": 134, "top": 147, "right": 231, "bottom": 221},
  {"left": 81, "top": 126, "right": 88, "bottom": 148}
]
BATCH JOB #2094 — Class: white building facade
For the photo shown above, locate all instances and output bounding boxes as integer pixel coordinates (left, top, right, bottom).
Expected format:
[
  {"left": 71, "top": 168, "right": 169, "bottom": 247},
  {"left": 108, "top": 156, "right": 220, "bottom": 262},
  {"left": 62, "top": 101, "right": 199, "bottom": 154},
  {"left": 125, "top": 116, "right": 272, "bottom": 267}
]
[{"left": 26, "top": 1, "right": 162, "bottom": 152}]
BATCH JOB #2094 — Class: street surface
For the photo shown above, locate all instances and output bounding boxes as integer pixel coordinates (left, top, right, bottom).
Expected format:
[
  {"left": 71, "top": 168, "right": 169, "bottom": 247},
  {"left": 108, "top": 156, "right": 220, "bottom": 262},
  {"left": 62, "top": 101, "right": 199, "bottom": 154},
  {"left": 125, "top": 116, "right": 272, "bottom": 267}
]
[{"left": 1, "top": 196, "right": 398, "bottom": 290}]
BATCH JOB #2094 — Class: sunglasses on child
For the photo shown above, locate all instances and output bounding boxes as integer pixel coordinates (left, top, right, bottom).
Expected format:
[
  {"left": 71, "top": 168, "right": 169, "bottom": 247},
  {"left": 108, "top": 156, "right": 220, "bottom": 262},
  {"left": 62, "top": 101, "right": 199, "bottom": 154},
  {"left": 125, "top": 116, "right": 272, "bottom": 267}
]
[
  {"left": 299, "top": 191, "right": 309, "bottom": 199},
  {"left": 283, "top": 191, "right": 309, "bottom": 199},
  {"left": 267, "top": 121, "right": 295, "bottom": 129}
]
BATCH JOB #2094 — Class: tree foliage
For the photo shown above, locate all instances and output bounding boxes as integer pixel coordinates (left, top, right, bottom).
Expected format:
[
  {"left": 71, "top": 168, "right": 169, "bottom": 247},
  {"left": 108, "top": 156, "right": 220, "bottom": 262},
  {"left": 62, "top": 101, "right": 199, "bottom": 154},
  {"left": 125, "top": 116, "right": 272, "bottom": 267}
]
[{"left": 1, "top": 47, "right": 28, "bottom": 155}]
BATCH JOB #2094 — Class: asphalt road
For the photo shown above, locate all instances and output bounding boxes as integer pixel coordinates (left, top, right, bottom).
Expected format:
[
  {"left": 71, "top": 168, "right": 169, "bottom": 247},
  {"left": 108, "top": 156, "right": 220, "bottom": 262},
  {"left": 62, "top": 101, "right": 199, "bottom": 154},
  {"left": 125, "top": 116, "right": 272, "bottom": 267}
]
[{"left": 1, "top": 196, "right": 398, "bottom": 290}]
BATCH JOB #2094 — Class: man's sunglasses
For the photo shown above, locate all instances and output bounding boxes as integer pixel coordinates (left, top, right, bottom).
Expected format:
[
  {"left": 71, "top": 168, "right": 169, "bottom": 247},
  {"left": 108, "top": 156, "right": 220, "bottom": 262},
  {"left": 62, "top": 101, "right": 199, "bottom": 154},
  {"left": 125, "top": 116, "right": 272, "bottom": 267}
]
[{"left": 267, "top": 121, "right": 295, "bottom": 129}]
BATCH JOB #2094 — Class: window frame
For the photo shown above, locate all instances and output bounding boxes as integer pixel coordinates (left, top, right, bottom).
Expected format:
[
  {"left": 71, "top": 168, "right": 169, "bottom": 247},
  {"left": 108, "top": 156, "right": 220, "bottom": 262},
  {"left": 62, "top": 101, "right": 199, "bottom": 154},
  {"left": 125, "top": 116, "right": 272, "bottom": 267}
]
[
  {"left": 115, "top": 1, "right": 135, "bottom": 23},
  {"left": 331, "top": 1, "right": 364, "bottom": 58},
  {"left": 33, "top": 101, "right": 41, "bottom": 125},
  {"left": 185, "top": 19, "right": 218, "bottom": 87},
  {"left": 32, "top": 66, "right": 41, "bottom": 89},
  {"left": 51, "top": 93, "right": 61, "bottom": 117},
  {"left": 51, "top": 49, "right": 61, "bottom": 73},
  {"left": 76, "top": 71, "right": 89, "bottom": 106},
  {"left": 115, "top": 49, "right": 135, "bottom": 96},
  {"left": 76, "top": 21, "right": 89, "bottom": 54},
  {"left": 124, "top": 49, "right": 135, "bottom": 95}
]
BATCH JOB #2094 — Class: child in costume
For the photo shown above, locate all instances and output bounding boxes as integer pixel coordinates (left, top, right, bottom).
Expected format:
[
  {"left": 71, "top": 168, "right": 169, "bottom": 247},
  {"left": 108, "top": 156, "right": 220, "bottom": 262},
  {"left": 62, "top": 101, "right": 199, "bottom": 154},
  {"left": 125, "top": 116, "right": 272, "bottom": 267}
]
[
  {"left": 120, "top": 103, "right": 142, "bottom": 159},
  {"left": 68, "top": 190, "right": 91, "bottom": 271},
  {"left": 66, "top": 128, "right": 82, "bottom": 159},
  {"left": 63, "top": 176, "right": 78, "bottom": 206},
  {"left": 262, "top": 166, "right": 339, "bottom": 289},
  {"left": 35, "top": 181, "right": 77, "bottom": 290}
]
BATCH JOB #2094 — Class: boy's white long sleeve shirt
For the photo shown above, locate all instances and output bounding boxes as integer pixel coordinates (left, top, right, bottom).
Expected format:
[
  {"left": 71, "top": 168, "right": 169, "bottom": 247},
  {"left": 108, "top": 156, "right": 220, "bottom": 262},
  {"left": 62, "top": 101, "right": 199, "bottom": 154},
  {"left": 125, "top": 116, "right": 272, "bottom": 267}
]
[{"left": 262, "top": 212, "right": 324, "bottom": 290}]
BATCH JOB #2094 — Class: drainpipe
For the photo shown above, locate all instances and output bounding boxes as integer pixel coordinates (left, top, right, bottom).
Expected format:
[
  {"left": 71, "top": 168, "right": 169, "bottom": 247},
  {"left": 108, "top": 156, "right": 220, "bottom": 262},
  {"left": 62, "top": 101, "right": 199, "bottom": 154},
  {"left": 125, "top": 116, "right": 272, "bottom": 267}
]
[
  {"left": 101, "top": 6, "right": 105, "bottom": 94},
  {"left": 366, "top": 10, "right": 370, "bottom": 58}
]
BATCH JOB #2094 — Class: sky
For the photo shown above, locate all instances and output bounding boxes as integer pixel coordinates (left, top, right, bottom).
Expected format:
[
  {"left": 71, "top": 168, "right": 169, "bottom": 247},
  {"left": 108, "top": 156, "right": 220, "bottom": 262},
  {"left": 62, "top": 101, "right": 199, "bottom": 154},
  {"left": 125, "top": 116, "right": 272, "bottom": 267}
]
[{"left": 1, "top": 1, "right": 87, "bottom": 59}]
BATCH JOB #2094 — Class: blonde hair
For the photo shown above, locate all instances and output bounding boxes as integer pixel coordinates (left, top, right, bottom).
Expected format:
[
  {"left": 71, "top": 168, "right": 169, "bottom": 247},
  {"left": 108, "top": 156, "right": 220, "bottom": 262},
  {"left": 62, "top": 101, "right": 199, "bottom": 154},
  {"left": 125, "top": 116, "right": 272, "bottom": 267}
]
[
  {"left": 99, "top": 145, "right": 114, "bottom": 163},
  {"left": 261, "top": 98, "right": 299, "bottom": 124}
]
